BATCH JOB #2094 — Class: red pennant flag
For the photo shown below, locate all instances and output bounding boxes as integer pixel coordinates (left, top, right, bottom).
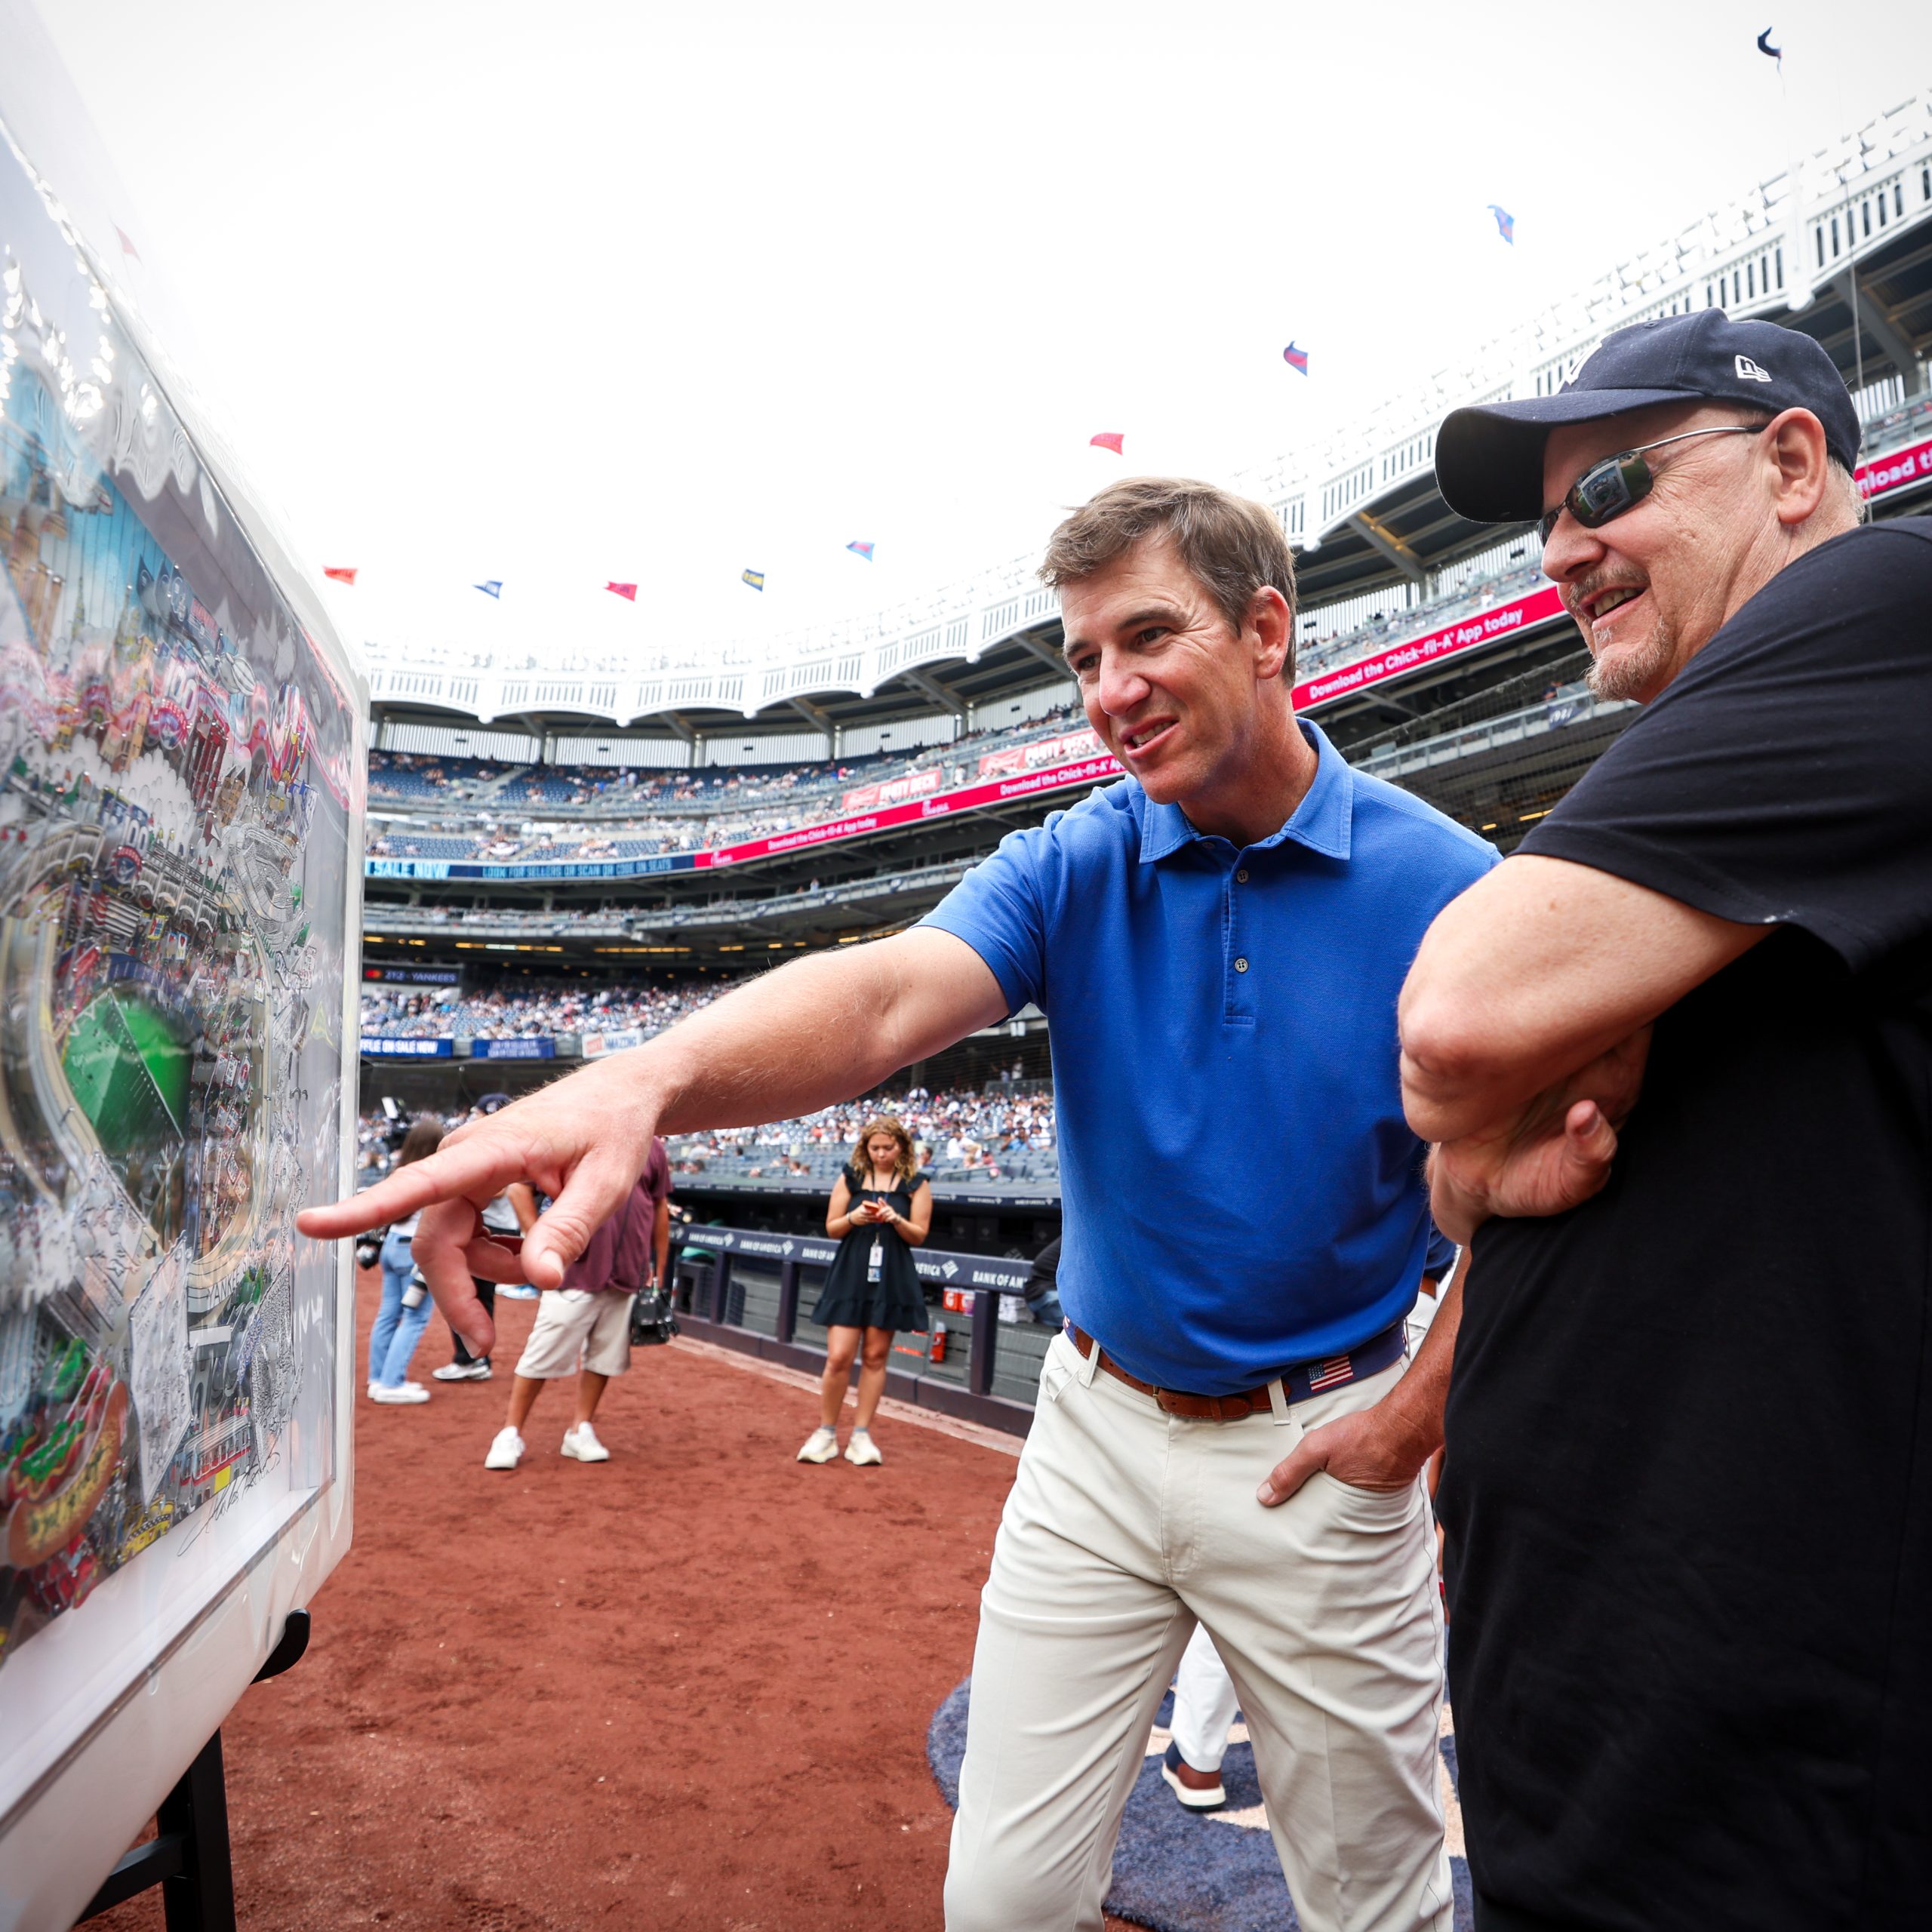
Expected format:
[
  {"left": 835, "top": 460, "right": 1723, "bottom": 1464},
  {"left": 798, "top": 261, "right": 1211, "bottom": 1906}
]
[
  {"left": 605, "top": 581, "right": 638, "bottom": 601},
  {"left": 1089, "top": 432, "right": 1124, "bottom": 454},
  {"left": 322, "top": 566, "right": 358, "bottom": 586},
  {"left": 114, "top": 224, "right": 141, "bottom": 261}
]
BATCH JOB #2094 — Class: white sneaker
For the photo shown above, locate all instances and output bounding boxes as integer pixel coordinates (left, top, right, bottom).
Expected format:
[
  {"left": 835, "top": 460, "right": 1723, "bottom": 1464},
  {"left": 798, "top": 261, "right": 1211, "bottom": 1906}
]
[
  {"left": 368, "top": 1382, "right": 429, "bottom": 1405},
  {"left": 484, "top": 1426, "right": 525, "bottom": 1470},
  {"left": 432, "top": 1360, "right": 492, "bottom": 1382},
  {"left": 561, "top": 1423, "right": 610, "bottom": 1463},
  {"left": 796, "top": 1426, "right": 839, "bottom": 1464},
  {"left": 844, "top": 1429, "right": 883, "bottom": 1467}
]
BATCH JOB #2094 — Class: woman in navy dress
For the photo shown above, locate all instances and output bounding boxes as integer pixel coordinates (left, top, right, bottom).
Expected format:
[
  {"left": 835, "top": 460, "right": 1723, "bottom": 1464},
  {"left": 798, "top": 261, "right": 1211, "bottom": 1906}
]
[{"left": 797, "top": 1116, "right": 931, "bottom": 1467}]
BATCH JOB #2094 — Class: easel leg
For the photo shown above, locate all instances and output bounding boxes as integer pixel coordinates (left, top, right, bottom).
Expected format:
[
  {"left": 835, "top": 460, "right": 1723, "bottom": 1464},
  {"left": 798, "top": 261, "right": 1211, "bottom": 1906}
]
[{"left": 157, "top": 1732, "right": 235, "bottom": 1932}]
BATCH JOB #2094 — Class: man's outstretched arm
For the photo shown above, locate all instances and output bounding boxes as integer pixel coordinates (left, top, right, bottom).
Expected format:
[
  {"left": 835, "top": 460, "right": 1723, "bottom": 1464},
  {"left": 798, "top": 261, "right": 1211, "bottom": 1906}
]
[{"left": 297, "top": 928, "right": 1008, "bottom": 1349}]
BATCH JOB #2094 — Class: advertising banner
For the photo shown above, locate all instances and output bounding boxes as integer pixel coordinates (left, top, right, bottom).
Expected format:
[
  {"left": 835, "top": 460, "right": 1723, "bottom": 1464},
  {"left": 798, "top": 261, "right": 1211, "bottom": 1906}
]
[
  {"left": 1292, "top": 584, "right": 1568, "bottom": 712},
  {"left": 366, "top": 857, "right": 451, "bottom": 880},
  {"left": 978, "top": 726, "right": 1102, "bottom": 777},
  {"left": 698, "top": 750, "right": 1123, "bottom": 868},
  {"left": 842, "top": 767, "right": 940, "bottom": 811},
  {"left": 1857, "top": 433, "right": 1932, "bottom": 503},
  {"left": 360, "top": 1036, "right": 455, "bottom": 1058},
  {"left": 672, "top": 1224, "right": 1031, "bottom": 1293},
  {"left": 472, "top": 1038, "right": 555, "bottom": 1060},
  {"left": 365, "top": 851, "right": 697, "bottom": 881},
  {"left": 362, "top": 966, "right": 461, "bottom": 986},
  {"left": 581, "top": 1028, "right": 645, "bottom": 1058}
]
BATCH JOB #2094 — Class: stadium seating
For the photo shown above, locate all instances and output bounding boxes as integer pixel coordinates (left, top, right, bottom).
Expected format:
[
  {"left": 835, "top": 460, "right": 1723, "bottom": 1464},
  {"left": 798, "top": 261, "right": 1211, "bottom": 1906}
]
[{"left": 361, "top": 555, "right": 1560, "bottom": 868}]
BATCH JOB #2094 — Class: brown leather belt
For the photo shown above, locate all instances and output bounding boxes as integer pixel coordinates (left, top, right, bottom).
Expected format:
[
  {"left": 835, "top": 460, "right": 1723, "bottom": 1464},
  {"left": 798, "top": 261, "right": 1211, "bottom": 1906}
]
[{"left": 1066, "top": 1321, "right": 1407, "bottom": 1422}]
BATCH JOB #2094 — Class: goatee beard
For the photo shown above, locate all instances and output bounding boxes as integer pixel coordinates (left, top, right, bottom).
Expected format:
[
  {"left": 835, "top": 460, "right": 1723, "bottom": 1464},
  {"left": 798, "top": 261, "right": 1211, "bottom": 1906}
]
[{"left": 1586, "top": 623, "right": 1676, "bottom": 703}]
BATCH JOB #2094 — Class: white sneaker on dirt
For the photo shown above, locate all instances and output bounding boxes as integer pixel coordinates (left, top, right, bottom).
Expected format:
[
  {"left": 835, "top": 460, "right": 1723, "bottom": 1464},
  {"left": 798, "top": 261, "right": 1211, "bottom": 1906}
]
[
  {"left": 796, "top": 1426, "right": 840, "bottom": 1464},
  {"left": 844, "top": 1429, "right": 883, "bottom": 1467},
  {"left": 561, "top": 1423, "right": 610, "bottom": 1463},
  {"left": 368, "top": 1382, "right": 429, "bottom": 1405},
  {"left": 484, "top": 1426, "right": 525, "bottom": 1470},
  {"left": 432, "top": 1360, "right": 492, "bottom": 1382}
]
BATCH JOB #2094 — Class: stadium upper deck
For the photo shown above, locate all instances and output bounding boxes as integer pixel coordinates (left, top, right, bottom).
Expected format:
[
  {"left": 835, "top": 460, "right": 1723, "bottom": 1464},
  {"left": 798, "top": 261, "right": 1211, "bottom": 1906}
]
[
  {"left": 358, "top": 94, "right": 1932, "bottom": 968},
  {"left": 360, "top": 92, "right": 1932, "bottom": 758}
]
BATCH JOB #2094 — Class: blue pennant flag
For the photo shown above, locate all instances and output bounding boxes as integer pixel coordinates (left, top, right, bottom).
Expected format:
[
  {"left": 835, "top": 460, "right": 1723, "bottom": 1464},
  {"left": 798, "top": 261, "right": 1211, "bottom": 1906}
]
[
  {"left": 475, "top": 580, "right": 502, "bottom": 598},
  {"left": 742, "top": 568, "right": 765, "bottom": 592},
  {"left": 846, "top": 541, "right": 875, "bottom": 561},
  {"left": 1487, "top": 205, "right": 1515, "bottom": 245}
]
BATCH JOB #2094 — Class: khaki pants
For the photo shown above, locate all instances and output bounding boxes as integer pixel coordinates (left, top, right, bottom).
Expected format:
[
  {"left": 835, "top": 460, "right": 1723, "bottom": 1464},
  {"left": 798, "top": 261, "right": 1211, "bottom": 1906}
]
[{"left": 945, "top": 1331, "right": 1451, "bottom": 1932}]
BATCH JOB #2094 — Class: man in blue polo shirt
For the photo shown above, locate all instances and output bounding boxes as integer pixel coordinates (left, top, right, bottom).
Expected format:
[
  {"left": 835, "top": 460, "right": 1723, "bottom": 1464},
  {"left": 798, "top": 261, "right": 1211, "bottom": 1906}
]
[{"left": 303, "top": 478, "right": 1494, "bottom": 1932}]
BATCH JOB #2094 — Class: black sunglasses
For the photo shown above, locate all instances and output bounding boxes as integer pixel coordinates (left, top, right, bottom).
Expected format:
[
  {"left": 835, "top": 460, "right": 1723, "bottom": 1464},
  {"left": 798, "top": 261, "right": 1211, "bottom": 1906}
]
[{"left": 1537, "top": 424, "right": 1762, "bottom": 545}]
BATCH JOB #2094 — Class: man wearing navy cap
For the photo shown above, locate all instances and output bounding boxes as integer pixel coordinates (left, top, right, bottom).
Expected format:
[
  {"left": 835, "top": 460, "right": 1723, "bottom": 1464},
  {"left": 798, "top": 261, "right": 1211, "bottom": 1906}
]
[{"left": 1402, "top": 310, "right": 1932, "bottom": 1929}]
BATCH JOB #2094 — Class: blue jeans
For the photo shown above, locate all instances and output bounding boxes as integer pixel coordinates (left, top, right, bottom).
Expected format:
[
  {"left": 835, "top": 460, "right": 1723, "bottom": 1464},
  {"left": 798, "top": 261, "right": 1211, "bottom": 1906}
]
[{"left": 368, "top": 1227, "right": 432, "bottom": 1386}]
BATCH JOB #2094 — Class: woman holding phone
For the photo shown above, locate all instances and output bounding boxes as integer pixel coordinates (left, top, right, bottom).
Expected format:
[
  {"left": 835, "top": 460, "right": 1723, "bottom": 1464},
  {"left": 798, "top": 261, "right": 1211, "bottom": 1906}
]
[{"left": 797, "top": 1115, "right": 932, "bottom": 1467}]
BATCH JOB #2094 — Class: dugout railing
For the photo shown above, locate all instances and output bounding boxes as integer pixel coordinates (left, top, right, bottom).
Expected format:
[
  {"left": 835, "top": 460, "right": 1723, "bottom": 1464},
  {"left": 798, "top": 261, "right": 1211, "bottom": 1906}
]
[{"left": 668, "top": 1225, "right": 1048, "bottom": 1435}]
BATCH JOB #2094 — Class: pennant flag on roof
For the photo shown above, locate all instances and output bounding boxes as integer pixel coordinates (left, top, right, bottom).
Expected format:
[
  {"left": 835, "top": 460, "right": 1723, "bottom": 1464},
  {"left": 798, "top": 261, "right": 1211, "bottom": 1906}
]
[
  {"left": 1487, "top": 205, "right": 1515, "bottom": 245},
  {"left": 475, "top": 580, "right": 502, "bottom": 598},
  {"left": 321, "top": 566, "right": 358, "bottom": 586},
  {"left": 114, "top": 224, "right": 140, "bottom": 261},
  {"left": 742, "top": 568, "right": 765, "bottom": 592},
  {"left": 1281, "top": 342, "right": 1309, "bottom": 374},
  {"left": 1756, "top": 26, "right": 1781, "bottom": 64},
  {"left": 1090, "top": 432, "right": 1124, "bottom": 454},
  {"left": 605, "top": 581, "right": 637, "bottom": 601},
  {"left": 846, "top": 540, "right": 875, "bottom": 561}
]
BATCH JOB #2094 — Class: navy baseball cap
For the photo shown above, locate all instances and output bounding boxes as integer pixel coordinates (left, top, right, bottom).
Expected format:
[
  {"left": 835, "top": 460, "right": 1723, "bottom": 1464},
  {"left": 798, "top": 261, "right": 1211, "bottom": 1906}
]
[{"left": 1435, "top": 310, "right": 1861, "bottom": 523}]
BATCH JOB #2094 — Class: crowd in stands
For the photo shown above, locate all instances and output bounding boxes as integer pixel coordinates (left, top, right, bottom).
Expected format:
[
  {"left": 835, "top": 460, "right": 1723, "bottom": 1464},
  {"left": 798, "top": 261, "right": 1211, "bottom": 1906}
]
[
  {"left": 365, "top": 561, "right": 1561, "bottom": 869},
  {"left": 361, "top": 977, "right": 729, "bottom": 1040},
  {"left": 354, "top": 1071, "right": 1060, "bottom": 1195},
  {"left": 664, "top": 1078, "right": 1057, "bottom": 1191},
  {"left": 1292, "top": 559, "right": 1543, "bottom": 681},
  {"left": 367, "top": 707, "right": 1090, "bottom": 863}
]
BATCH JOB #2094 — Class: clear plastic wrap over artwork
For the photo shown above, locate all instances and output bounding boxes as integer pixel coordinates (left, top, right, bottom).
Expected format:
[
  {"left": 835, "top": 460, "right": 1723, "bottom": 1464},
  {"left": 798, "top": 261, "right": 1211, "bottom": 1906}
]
[{"left": 0, "top": 85, "right": 362, "bottom": 1792}]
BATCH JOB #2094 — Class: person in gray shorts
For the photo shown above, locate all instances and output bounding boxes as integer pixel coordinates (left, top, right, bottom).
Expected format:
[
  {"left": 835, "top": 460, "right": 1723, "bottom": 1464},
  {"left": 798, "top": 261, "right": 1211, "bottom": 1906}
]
[{"left": 482, "top": 1137, "right": 669, "bottom": 1470}]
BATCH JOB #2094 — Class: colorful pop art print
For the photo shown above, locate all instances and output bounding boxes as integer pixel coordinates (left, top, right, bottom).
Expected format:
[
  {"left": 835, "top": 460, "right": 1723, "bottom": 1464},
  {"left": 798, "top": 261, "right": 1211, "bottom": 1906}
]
[{"left": 0, "top": 84, "right": 361, "bottom": 1801}]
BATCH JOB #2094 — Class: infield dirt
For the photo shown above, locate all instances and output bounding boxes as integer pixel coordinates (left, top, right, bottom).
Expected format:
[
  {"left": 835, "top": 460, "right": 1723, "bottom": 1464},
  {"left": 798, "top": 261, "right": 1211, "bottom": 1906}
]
[{"left": 88, "top": 1266, "right": 1078, "bottom": 1931}]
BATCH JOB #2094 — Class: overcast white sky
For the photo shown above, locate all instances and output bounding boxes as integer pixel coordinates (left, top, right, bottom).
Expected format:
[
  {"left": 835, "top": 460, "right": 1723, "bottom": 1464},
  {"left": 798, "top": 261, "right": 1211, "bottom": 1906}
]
[{"left": 31, "top": 0, "right": 1932, "bottom": 675}]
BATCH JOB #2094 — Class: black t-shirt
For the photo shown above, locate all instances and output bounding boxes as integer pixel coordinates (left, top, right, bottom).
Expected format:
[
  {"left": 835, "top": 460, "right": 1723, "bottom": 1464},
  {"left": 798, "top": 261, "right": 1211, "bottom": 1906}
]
[{"left": 1439, "top": 518, "right": 1932, "bottom": 1932}]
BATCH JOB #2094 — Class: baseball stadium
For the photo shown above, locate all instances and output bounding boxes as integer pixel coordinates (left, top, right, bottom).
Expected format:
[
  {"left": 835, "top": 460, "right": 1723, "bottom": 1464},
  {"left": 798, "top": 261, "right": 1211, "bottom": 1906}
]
[{"left": 6, "top": 12, "right": 1932, "bottom": 1932}]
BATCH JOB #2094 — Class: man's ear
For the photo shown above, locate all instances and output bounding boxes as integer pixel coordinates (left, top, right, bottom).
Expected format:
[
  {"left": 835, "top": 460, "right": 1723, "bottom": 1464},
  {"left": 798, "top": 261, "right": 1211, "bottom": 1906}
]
[
  {"left": 1248, "top": 585, "right": 1294, "bottom": 681},
  {"left": 1767, "top": 409, "right": 1832, "bottom": 528}
]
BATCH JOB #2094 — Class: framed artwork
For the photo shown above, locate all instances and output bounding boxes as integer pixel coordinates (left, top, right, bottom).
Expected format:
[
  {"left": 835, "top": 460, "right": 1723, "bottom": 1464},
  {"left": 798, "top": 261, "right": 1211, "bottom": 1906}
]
[{"left": 0, "top": 11, "right": 363, "bottom": 1923}]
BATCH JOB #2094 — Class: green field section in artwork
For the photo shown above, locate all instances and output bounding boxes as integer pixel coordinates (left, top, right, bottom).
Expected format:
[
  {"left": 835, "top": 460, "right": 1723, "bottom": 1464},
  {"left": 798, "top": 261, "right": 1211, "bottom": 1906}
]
[{"left": 61, "top": 990, "right": 190, "bottom": 1158}]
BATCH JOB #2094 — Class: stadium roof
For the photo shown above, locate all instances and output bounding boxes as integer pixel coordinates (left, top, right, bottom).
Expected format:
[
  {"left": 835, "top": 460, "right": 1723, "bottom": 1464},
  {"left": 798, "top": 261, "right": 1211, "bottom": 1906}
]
[{"left": 365, "top": 91, "right": 1932, "bottom": 746}]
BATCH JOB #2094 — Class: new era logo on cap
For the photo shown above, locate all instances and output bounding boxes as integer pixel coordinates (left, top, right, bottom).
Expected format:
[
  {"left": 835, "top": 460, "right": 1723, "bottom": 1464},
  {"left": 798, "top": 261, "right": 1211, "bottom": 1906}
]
[{"left": 1735, "top": 354, "right": 1774, "bottom": 383}]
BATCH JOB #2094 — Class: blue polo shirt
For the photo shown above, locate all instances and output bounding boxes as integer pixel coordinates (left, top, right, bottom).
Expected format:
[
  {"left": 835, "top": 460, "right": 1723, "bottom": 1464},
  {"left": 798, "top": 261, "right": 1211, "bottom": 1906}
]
[{"left": 920, "top": 722, "right": 1496, "bottom": 1395}]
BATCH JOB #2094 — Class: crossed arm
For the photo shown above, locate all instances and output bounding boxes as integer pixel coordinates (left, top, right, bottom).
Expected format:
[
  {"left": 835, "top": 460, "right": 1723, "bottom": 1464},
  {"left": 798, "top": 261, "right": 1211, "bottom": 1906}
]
[
  {"left": 1261, "top": 852, "right": 1766, "bottom": 1503},
  {"left": 298, "top": 928, "right": 1008, "bottom": 1354},
  {"left": 1398, "top": 854, "right": 1767, "bottom": 1240}
]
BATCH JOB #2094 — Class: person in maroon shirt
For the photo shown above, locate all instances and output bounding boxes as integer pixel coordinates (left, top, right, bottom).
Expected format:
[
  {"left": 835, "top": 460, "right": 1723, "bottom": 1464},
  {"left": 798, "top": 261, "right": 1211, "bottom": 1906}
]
[{"left": 483, "top": 1138, "right": 671, "bottom": 1470}]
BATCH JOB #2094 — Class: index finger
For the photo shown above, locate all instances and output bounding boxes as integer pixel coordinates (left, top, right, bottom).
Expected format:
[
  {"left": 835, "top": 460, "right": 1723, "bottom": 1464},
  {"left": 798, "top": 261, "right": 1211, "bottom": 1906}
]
[{"left": 296, "top": 1134, "right": 526, "bottom": 1241}]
